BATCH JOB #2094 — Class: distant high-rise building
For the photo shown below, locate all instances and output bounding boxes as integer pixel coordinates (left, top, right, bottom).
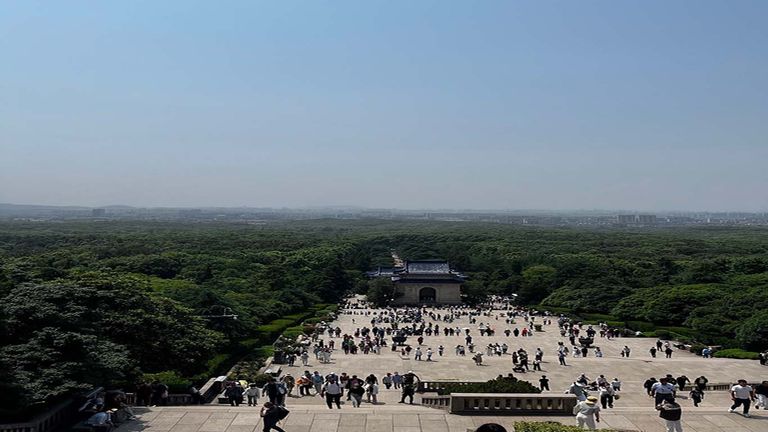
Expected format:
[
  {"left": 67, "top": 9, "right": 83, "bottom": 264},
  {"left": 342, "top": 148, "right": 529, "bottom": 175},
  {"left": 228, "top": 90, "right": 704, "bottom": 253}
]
[
  {"left": 637, "top": 214, "right": 657, "bottom": 224},
  {"left": 617, "top": 214, "right": 636, "bottom": 224},
  {"left": 92, "top": 208, "right": 106, "bottom": 217}
]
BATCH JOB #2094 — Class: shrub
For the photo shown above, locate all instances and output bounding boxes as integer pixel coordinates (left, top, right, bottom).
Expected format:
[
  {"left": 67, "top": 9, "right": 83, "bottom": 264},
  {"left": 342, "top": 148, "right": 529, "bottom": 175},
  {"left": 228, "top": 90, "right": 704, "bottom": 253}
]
[
  {"left": 513, "top": 421, "right": 618, "bottom": 432},
  {"left": 626, "top": 321, "right": 656, "bottom": 332},
  {"left": 282, "top": 325, "right": 305, "bottom": 340},
  {"left": 580, "top": 313, "right": 617, "bottom": 322},
  {"left": 143, "top": 371, "right": 191, "bottom": 394},
  {"left": 655, "top": 330, "right": 671, "bottom": 339},
  {"left": 689, "top": 343, "right": 708, "bottom": 354},
  {"left": 437, "top": 376, "right": 540, "bottom": 395},
  {"left": 256, "top": 319, "right": 295, "bottom": 333},
  {"left": 253, "top": 345, "right": 275, "bottom": 359},
  {"left": 228, "top": 359, "right": 265, "bottom": 382},
  {"left": 251, "top": 373, "right": 273, "bottom": 387},
  {"left": 713, "top": 349, "right": 760, "bottom": 360}
]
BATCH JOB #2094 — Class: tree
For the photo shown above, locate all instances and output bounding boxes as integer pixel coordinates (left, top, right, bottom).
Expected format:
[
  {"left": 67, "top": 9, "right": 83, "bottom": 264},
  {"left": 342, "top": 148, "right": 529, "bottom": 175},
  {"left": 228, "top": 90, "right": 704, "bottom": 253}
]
[
  {"left": 735, "top": 310, "right": 768, "bottom": 352},
  {"left": 0, "top": 277, "right": 223, "bottom": 405},
  {"left": 518, "top": 265, "right": 557, "bottom": 304},
  {"left": 366, "top": 278, "right": 396, "bottom": 306}
]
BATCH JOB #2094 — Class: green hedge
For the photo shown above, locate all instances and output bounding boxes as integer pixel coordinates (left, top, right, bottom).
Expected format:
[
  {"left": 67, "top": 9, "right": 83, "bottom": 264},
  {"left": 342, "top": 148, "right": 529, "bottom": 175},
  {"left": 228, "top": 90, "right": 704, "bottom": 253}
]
[
  {"left": 254, "top": 345, "right": 275, "bottom": 358},
  {"left": 438, "top": 376, "right": 540, "bottom": 395},
  {"left": 625, "top": 320, "right": 656, "bottom": 332},
  {"left": 256, "top": 319, "right": 295, "bottom": 333},
  {"left": 713, "top": 349, "right": 760, "bottom": 360},
  {"left": 143, "top": 371, "right": 191, "bottom": 394},
  {"left": 513, "top": 421, "right": 618, "bottom": 432},
  {"left": 580, "top": 313, "right": 618, "bottom": 322}
]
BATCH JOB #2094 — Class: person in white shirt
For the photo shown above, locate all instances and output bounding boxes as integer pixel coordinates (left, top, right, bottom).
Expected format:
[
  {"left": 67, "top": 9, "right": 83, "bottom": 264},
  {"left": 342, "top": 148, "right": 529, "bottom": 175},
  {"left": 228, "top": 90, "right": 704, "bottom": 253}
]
[
  {"left": 567, "top": 382, "right": 588, "bottom": 401},
  {"left": 365, "top": 382, "right": 379, "bottom": 404},
  {"left": 572, "top": 396, "right": 601, "bottom": 430},
  {"left": 598, "top": 383, "right": 615, "bottom": 409},
  {"left": 652, "top": 378, "right": 677, "bottom": 405},
  {"left": 611, "top": 378, "right": 621, "bottom": 392},
  {"left": 245, "top": 383, "right": 261, "bottom": 406},
  {"left": 729, "top": 379, "right": 756, "bottom": 417},
  {"left": 321, "top": 377, "right": 343, "bottom": 409}
]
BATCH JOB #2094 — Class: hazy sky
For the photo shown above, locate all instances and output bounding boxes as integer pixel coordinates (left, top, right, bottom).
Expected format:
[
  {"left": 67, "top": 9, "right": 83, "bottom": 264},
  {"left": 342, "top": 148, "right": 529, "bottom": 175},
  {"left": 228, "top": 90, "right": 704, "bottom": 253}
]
[{"left": 1, "top": 1, "right": 766, "bottom": 211}]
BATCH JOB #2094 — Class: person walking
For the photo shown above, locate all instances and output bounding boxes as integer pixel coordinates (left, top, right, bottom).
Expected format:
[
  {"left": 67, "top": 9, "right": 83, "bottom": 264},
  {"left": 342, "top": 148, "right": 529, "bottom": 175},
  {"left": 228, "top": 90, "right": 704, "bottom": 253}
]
[
  {"left": 263, "top": 378, "right": 280, "bottom": 405},
  {"left": 694, "top": 376, "right": 708, "bottom": 392},
  {"left": 392, "top": 372, "right": 402, "bottom": 389},
  {"left": 259, "top": 402, "right": 286, "bottom": 432},
  {"left": 399, "top": 371, "right": 420, "bottom": 404},
  {"left": 365, "top": 381, "right": 379, "bottom": 404},
  {"left": 539, "top": 375, "right": 550, "bottom": 391},
  {"left": 689, "top": 387, "right": 704, "bottom": 407},
  {"left": 644, "top": 377, "right": 658, "bottom": 396},
  {"left": 598, "top": 383, "right": 615, "bottom": 409},
  {"left": 567, "top": 382, "right": 588, "bottom": 402},
  {"left": 656, "top": 398, "right": 683, "bottom": 432},
  {"left": 321, "top": 376, "right": 343, "bottom": 409},
  {"left": 382, "top": 373, "right": 393, "bottom": 390},
  {"left": 652, "top": 378, "right": 676, "bottom": 405},
  {"left": 665, "top": 346, "right": 674, "bottom": 358},
  {"left": 729, "top": 379, "right": 756, "bottom": 417},
  {"left": 225, "top": 383, "right": 243, "bottom": 407},
  {"left": 755, "top": 381, "right": 768, "bottom": 410},
  {"left": 245, "top": 383, "right": 261, "bottom": 406},
  {"left": 347, "top": 375, "right": 365, "bottom": 407},
  {"left": 611, "top": 378, "right": 621, "bottom": 392},
  {"left": 572, "top": 396, "right": 601, "bottom": 430}
]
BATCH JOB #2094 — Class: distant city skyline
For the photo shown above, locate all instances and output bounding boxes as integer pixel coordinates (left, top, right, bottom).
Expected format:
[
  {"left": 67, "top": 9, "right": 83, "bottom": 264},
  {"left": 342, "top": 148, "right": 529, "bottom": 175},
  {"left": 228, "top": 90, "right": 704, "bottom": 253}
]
[{"left": 1, "top": 1, "right": 767, "bottom": 212}]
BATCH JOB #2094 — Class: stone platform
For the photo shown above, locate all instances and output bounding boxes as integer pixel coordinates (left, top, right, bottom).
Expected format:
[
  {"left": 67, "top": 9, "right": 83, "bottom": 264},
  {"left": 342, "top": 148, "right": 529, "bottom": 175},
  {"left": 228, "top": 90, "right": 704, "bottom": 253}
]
[{"left": 118, "top": 304, "right": 767, "bottom": 431}]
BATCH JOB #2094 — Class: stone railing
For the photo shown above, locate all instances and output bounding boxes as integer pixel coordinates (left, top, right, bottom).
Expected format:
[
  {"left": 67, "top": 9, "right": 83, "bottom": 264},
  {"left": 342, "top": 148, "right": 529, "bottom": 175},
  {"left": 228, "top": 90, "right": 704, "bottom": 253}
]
[
  {"left": 124, "top": 393, "right": 192, "bottom": 406},
  {"left": 0, "top": 388, "right": 102, "bottom": 432},
  {"left": 199, "top": 376, "right": 227, "bottom": 403},
  {"left": 447, "top": 393, "right": 578, "bottom": 415},
  {"left": 418, "top": 381, "right": 483, "bottom": 393},
  {"left": 420, "top": 395, "right": 451, "bottom": 410},
  {"left": 699, "top": 382, "right": 760, "bottom": 391}
]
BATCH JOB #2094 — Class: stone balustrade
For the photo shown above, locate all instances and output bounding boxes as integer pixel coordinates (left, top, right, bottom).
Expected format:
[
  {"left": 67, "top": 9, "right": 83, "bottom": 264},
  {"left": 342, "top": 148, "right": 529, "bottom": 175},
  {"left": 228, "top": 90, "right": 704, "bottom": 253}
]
[
  {"left": 124, "top": 393, "right": 192, "bottom": 406},
  {"left": 423, "top": 393, "right": 578, "bottom": 415},
  {"left": 699, "top": 382, "right": 760, "bottom": 391},
  {"left": 420, "top": 395, "right": 451, "bottom": 410},
  {"left": 0, "top": 388, "right": 102, "bottom": 432},
  {"left": 417, "top": 381, "right": 483, "bottom": 392}
]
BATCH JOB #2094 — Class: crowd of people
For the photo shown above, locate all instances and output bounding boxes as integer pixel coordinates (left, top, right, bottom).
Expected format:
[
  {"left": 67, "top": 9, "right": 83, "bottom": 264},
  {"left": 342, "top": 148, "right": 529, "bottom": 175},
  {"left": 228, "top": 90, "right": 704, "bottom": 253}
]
[
  {"left": 110, "top": 296, "right": 767, "bottom": 432},
  {"left": 79, "top": 391, "right": 136, "bottom": 432}
]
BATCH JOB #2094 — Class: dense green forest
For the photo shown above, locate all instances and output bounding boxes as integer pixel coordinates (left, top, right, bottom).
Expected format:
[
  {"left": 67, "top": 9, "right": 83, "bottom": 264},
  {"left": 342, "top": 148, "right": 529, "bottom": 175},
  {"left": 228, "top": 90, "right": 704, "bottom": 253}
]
[{"left": 1, "top": 219, "right": 767, "bottom": 417}]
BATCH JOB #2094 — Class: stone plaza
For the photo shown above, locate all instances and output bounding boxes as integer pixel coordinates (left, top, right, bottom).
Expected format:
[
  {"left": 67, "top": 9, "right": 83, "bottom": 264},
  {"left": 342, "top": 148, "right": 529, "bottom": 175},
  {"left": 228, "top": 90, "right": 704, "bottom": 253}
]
[{"left": 120, "top": 304, "right": 768, "bottom": 432}]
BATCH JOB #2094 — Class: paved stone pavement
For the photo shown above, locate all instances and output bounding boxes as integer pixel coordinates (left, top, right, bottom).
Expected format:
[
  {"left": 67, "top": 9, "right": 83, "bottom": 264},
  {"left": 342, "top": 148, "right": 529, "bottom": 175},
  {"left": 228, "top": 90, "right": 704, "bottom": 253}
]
[{"left": 117, "top": 304, "right": 768, "bottom": 431}]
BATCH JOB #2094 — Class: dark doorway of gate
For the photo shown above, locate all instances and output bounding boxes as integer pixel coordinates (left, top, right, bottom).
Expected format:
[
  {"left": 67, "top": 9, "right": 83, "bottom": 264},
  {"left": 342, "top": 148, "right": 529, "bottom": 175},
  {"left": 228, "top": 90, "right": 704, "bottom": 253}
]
[{"left": 419, "top": 287, "right": 436, "bottom": 303}]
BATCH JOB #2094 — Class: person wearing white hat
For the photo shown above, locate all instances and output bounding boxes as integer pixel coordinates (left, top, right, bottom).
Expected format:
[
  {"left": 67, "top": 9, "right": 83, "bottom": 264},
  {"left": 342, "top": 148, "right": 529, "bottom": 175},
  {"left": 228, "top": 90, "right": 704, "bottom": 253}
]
[{"left": 573, "top": 395, "right": 601, "bottom": 430}]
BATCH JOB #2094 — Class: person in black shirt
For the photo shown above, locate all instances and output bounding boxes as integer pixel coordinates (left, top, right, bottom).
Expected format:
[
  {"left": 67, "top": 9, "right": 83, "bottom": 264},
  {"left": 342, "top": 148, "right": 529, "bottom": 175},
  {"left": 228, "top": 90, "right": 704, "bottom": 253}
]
[
  {"left": 539, "top": 375, "right": 550, "bottom": 391},
  {"left": 260, "top": 402, "right": 286, "bottom": 432},
  {"left": 399, "top": 371, "right": 420, "bottom": 404},
  {"left": 263, "top": 378, "right": 280, "bottom": 405}
]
